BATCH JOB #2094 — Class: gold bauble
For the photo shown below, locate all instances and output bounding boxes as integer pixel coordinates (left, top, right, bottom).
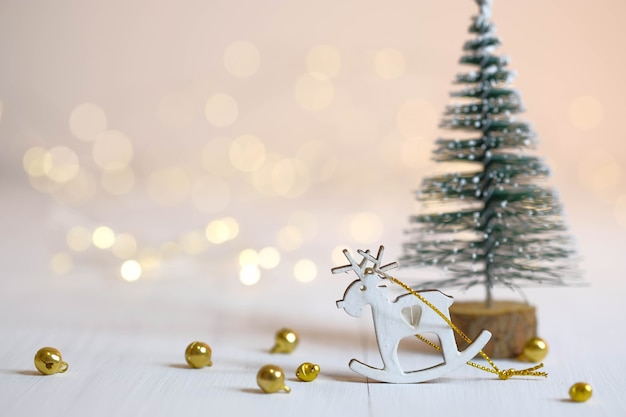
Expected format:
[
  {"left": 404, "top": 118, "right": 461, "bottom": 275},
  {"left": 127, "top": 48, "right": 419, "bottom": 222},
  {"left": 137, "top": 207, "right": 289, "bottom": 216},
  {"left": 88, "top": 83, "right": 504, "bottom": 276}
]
[
  {"left": 569, "top": 382, "right": 592, "bottom": 402},
  {"left": 256, "top": 364, "right": 290, "bottom": 393},
  {"left": 270, "top": 328, "right": 299, "bottom": 354},
  {"left": 296, "top": 362, "right": 320, "bottom": 382},
  {"left": 185, "top": 341, "right": 213, "bottom": 368},
  {"left": 521, "top": 337, "right": 548, "bottom": 362},
  {"left": 34, "top": 347, "right": 68, "bottom": 375}
]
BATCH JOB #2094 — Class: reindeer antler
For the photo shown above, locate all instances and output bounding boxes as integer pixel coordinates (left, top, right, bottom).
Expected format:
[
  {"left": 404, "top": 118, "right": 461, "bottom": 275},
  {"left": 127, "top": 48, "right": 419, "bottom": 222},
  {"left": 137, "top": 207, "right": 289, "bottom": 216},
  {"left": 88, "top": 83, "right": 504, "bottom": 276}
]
[
  {"left": 357, "top": 246, "right": 398, "bottom": 274},
  {"left": 331, "top": 249, "right": 370, "bottom": 278},
  {"left": 331, "top": 246, "right": 398, "bottom": 279}
]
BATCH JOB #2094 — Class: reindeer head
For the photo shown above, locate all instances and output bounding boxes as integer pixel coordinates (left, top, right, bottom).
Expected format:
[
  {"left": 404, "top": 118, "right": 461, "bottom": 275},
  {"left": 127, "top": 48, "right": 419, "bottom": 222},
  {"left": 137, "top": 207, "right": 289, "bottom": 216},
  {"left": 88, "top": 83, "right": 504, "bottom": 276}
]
[{"left": 333, "top": 246, "right": 398, "bottom": 317}]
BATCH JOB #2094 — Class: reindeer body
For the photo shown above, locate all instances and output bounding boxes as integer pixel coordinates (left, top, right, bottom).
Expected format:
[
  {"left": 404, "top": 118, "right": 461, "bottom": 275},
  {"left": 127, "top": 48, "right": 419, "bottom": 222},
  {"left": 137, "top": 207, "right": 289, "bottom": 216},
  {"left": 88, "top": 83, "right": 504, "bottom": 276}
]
[
  {"left": 337, "top": 271, "right": 459, "bottom": 373},
  {"left": 333, "top": 246, "right": 492, "bottom": 383}
]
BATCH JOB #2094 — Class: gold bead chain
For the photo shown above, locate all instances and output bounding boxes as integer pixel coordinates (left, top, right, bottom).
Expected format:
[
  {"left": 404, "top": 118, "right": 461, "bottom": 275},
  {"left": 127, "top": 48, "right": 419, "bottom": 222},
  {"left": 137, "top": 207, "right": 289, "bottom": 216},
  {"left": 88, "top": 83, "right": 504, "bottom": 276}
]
[{"left": 380, "top": 271, "right": 548, "bottom": 380}]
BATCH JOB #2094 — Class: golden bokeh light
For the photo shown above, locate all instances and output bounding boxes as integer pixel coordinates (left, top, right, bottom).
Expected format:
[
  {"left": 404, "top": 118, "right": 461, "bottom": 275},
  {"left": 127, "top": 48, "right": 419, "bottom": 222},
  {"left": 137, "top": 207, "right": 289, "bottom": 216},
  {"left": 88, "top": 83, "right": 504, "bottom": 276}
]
[
  {"left": 179, "top": 230, "right": 208, "bottom": 255},
  {"left": 43, "top": 146, "right": 80, "bottom": 183},
  {"left": 92, "top": 130, "right": 134, "bottom": 169},
  {"left": 569, "top": 95, "right": 603, "bottom": 130},
  {"left": 54, "top": 168, "right": 97, "bottom": 204},
  {"left": 138, "top": 250, "right": 161, "bottom": 278},
  {"left": 101, "top": 165, "right": 135, "bottom": 195},
  {"left": 191, "top": 175, "right": 230, "bottom": 213},
  {"left": 277, "top": 225, "right": 303, "bottom": 251},
  {"left": 224, "top": 40, "right": 260, "bottom": 78},
  {"left": 258, "top": 246, "right": 280, "bottom": 269},
  {"left": 377, "top": 132, "right": 433, "bottom": 173},
  {"left": 157, "top": 91, "right": 196, "bottom": 128},
  {"left": 349, "top": 211, "right": 384, "bottom": 243},
  {"left": 92, "top": 226, "right": 115, "bottom": 249},
  {"left": 271, "top": 158, "right": 310, "bottom": 197},
  {"left": 23, "top": 147, "right": 48, "bottom": 177},
  {"left": 229, "top": 134, "right": 266, "bottom": 172},
  {"left": 397, "top": 99, "right": 438, "bottom": 138},
  {"left": 50, "top": 252, "right": 73, "bottom": 275},
  {"left": 295, "top": 72, "right": 334, "bottom": 111},
  {"left": 147, "top": 166, "right": 191, "bottom": 206},
  {"left": 204, "top": 93, "right": 238, "bottom": 127},
  {"left": 296, "top": 140, "right": 338, "bottom": 182},
  {"left": 288, "top": 211, "right": 318, "bottom": 241},
  {"left": 69, "top": 102, "right": 107, "bottom": 142},
  {"left": 294, "top": 259, "right": 317, "bottom": 283},
  {"left": 111, "top": 233, "right": 137, "bottom": 259},
  {"left": 223, "top": 217, "right": 240, "bottom": 240},
  {"left": 202, "top": 136, "right": 236, "bottom": 176},
  {"left": 205, "top": 217, "right": 239, "bottom": 244},
  {"left": 28, "top": 173, "right": 62, "bottom": 194},
  {"left": 250, "top": 152, "right": 282, "bottom": 195},
  {"left": 66, "top": 226, "right": 92, "bottom": 252},
  {"left": 374, "top": 48, "right": 406, "bottom": 79},
  {"left": 578, "top": 151, "right": 622, "bottom": 194},
  {"left": 239, "top": 248, "right": 258, "bottom": 266},
  {"left": 120, "top": 259, "right": 142, "bottom": 282},
  {"left": 614, "top": 195, "right": 626, "bottom": 230},
  {"left": 250, "top": 154, "right": 310, "bottom": 197},
  {"left": 306, "top": 45, "right": 341, "bottom": 79},
  {"left": 160, "top": 241, "right": 182, "bottom": 259},
  {"left": 240, "top": 264, "right": 261, "bottom": 286}
]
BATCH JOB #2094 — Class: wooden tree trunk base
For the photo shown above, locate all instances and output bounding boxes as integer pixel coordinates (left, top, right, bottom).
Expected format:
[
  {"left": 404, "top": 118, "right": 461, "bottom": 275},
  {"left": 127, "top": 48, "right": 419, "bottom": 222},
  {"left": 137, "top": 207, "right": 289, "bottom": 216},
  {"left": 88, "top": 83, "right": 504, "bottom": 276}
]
[{"left": 449, "top": 301, "right": 537, "bottom": 359}]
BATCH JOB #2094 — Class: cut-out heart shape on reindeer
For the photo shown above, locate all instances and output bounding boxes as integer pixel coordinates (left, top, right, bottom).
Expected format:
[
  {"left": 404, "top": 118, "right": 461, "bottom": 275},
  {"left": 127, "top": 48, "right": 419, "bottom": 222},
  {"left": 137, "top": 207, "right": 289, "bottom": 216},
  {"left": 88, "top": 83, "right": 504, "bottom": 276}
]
[{"left": 401, "top": 306, "right": 421, "bottom": 327}]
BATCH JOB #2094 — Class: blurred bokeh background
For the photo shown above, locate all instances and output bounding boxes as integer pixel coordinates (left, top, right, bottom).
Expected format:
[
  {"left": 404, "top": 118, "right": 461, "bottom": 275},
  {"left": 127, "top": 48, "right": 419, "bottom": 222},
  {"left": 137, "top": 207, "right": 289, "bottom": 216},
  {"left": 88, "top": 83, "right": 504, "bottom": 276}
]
[{"left": 0, "top": 0, "right": 624, "bottom": 298}]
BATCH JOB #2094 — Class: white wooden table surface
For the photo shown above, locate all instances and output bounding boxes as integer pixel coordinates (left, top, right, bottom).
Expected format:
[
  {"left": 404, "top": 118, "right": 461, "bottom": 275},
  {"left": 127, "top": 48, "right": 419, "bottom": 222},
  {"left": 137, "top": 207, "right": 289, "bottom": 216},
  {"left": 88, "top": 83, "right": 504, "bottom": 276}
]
[
  {"left": 0, "top": 180, "right": 624, "bottom": 417},
  {"left": 1, "top": 1, "right": 625, "bottom": 414}
]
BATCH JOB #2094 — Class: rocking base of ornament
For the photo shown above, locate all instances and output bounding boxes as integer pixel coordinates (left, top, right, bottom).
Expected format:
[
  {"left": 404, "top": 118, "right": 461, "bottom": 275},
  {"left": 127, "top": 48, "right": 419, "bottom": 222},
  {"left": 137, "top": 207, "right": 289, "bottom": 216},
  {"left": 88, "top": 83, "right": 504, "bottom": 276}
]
[
  {"left": 349, "top": 330, "right": 491, "bottom": 383},
  {"left": 450, "top": 301, "right": 536, "bottom": 359}
]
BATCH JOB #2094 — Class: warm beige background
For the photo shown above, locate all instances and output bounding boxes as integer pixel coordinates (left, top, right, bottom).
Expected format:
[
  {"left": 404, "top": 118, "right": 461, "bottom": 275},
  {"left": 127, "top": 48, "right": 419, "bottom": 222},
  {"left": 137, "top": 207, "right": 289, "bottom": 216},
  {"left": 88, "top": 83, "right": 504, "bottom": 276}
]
[
  {"left": 0, "top": 1, "right": 625, "bottom": 415},
  {"left": 0, "top": 0, "right": 624, "bottom": 289}
]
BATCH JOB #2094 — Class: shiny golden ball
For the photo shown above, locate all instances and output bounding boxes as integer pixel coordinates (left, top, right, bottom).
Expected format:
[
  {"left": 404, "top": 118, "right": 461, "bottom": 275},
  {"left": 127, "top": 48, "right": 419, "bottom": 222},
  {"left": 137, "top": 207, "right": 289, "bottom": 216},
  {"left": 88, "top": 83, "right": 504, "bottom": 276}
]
[
  {"left": 521, "top": 337, "right": 548, "bottom": 362},
  {"left": 257, "top": 364, "right": 290, "bottom": 393},
  {"left": 296, "top": 362, "right": 320, "bottom": 382},
  {"left": 34, "top": 347, "right": 68, "bottom": 375},
  {"left": 569, "top": 382, "right": 592, "bottom": 402},
  {"left": 185, "top": 341, "right": 213, "bottom": 368},
  {"left": 270, "top": 328, "right": 299, "bottom": 354}
]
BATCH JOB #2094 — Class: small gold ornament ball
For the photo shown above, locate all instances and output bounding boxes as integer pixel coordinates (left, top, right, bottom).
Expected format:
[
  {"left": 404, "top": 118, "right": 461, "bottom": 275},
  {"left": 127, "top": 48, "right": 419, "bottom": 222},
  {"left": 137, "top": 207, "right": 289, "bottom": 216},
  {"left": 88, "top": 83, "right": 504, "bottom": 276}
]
[
  {"left": 569, "top": 382, "right": 593, "bottom": 402},
  {"left": 521, "top": 337, "right": 548, "bottom": 362},
  {"left": 270, "top": 328, "right": 299, "bottom": 354},
  {"left": 185, "top": 341, "right": 213, "bottom": 369},
  {"left": 34, "top": 347, "right": 68, "bottom": 375},
  {"left": 256, "top": 364, "right": 291, "bottom": 393},
  {"left": 296, "top": 362, "right": 320, "bottom": 382}
]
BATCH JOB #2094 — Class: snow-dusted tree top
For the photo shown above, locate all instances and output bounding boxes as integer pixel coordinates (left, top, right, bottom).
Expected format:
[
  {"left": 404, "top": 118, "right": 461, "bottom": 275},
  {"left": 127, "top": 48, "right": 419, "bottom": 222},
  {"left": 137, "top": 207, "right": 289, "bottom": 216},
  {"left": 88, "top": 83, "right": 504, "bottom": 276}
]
[{"left": 402, "top": 0, "right": 578, "bottom": 306}]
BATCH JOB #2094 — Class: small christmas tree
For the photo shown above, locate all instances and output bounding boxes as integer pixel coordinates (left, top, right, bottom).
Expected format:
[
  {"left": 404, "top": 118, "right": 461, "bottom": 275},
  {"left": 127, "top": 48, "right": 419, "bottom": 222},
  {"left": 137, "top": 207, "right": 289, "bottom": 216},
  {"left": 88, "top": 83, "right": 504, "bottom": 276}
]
[{"left": 402, "top": 0, "right": 578, "bottom": 314}]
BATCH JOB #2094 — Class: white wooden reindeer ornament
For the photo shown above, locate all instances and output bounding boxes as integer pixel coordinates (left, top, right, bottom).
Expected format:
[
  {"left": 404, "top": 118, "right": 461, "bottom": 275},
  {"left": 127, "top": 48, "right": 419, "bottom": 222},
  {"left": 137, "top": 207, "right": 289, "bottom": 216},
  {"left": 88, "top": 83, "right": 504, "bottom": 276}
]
[{"left": 333, "top": 246, "right": 492, "bottom": 383}]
